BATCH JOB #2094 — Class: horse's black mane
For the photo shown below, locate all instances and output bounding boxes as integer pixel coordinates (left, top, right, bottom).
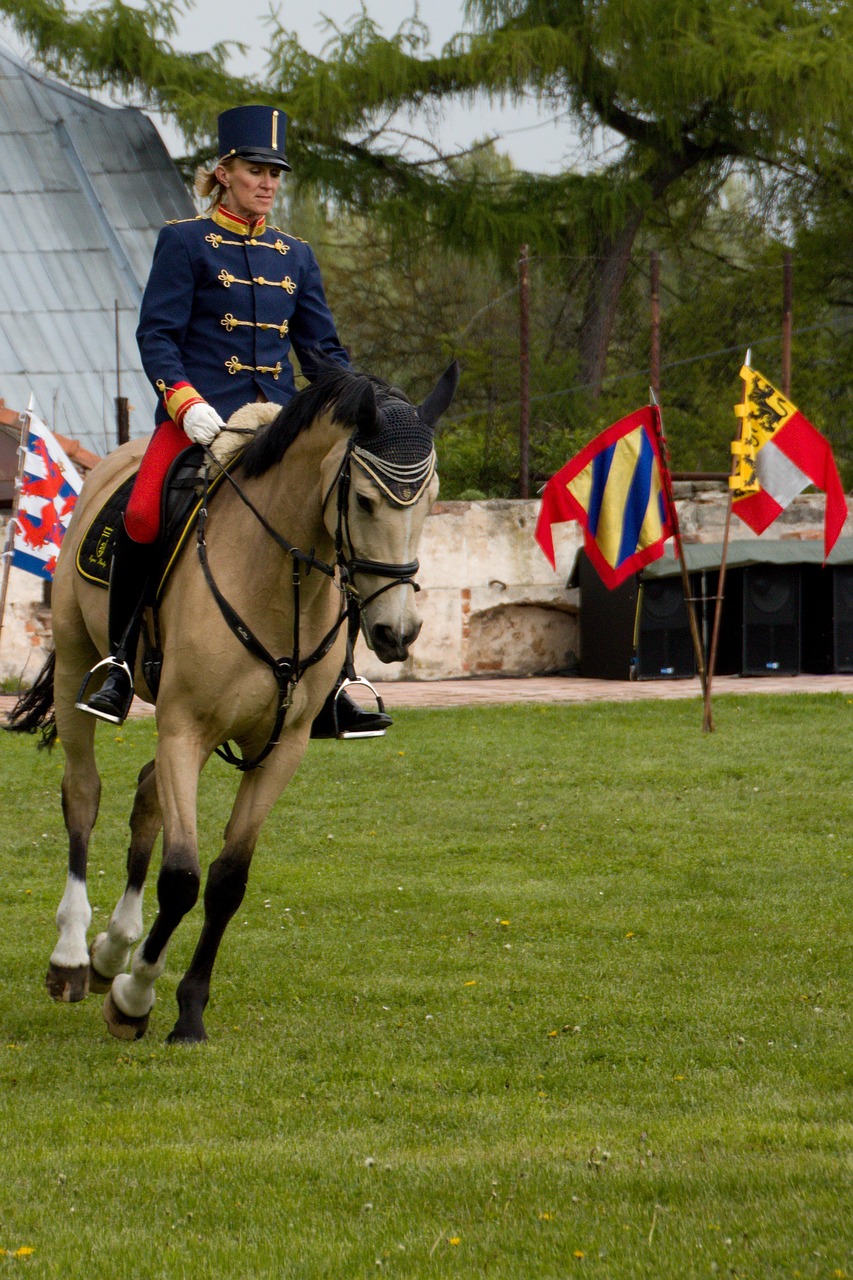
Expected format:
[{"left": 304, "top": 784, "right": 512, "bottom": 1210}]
[{"left": 241, "top": 362, "right": 405, "bottom": 480}]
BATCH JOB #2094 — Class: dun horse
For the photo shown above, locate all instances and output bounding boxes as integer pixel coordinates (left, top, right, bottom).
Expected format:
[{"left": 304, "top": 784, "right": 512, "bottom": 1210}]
[{"left": 7, "top": 362, "right": 458, "bottom": 1044}]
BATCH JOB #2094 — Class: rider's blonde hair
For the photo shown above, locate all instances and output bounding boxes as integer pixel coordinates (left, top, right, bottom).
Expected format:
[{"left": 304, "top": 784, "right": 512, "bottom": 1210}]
[{"left": 194, "top": 157, "right": 235, "bottom": 211}]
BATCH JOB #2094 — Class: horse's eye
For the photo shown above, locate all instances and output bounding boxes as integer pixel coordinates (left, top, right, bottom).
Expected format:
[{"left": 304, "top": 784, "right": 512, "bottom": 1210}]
[{"left": 356, "top": 493, "right": 374, "bottom": 515}]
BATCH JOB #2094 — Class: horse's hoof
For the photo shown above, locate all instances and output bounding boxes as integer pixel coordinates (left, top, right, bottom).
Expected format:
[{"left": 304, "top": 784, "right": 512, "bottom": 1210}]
[
  {"left": 87, "top": 941, "right": 115, "bottom": 993},
  {"left": 166, "top": 1018, "right": 208, "bottom": 1046},
  {"left": 102, "top": 990, "right": 150, "bottom": 1041},
  {"left": 45, "top": 963, "right": 89, "bottom": 1003}
]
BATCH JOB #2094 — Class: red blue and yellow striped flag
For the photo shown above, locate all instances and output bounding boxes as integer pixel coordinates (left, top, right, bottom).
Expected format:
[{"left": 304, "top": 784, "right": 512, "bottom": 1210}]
[{"left": 535, "top": 406, "right": 673, "bottom": 588}]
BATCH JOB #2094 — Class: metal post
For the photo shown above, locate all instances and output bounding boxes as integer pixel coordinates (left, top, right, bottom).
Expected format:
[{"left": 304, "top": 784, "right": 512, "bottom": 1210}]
[
  {"left": 115, "top": 300, "right": 130, "bottom": 445},
  {"left": 781, "top": 251, "right": 793, "bottom": 397},
  {"left": 650, "top": 250, "right": 661, "bottom": 402},
  {"left": 115, "top": 397, "right": 130, "bottom": 446},
  {"left": 518, "top": 244, "right": 530, "bottom": 499}
]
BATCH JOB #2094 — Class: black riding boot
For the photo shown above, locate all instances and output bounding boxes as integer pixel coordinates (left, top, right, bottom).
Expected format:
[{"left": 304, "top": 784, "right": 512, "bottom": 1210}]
[
  {"left": 76, "top": 523, "right": 155, "bottom": 725},
  {"left": 310, "top": 672, "right": 393, "bottom": 740}
]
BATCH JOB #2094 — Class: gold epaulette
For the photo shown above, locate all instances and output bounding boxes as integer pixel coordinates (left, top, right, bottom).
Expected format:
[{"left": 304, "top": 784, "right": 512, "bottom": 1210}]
[{"left": 268, "top": 225, "right": 308, "bottom": 244}]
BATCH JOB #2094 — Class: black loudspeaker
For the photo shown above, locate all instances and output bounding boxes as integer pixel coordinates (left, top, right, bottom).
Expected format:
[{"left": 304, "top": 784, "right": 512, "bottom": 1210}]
[
  {"left": 800, "top": 564, "right": 834, "bottom": 674},
  {"left": 742, "top": 564, "right": 800, "bottom": 675},
  {"left": 577, "top": 550, "right": 639, "bottom": 679},
  {"left": 700, "top": 568, "right": 744, "bottom": 677},
  {"left": 636, "top": 577, "right": 695, "bottom": 679},
  {"left": 833, "top": 566, "right": 853, "bottom": 672}
]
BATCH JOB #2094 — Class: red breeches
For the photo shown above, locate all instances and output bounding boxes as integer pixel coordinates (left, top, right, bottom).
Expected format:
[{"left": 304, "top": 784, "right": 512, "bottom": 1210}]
[{"left": 125, "top": 419, "right": 190, "bottom": 544}]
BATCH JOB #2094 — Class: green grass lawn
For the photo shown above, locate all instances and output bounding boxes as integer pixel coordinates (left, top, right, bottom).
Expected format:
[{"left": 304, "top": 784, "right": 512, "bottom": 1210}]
[{"left": 0, "top": 695, "right": 850, "bottom": 1278}]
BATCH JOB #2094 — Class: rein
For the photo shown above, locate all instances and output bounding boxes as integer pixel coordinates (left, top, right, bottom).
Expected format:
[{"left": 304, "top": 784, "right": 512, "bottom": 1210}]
[{"left": 196, "top": 436, "right": 420, "bottom": 771}]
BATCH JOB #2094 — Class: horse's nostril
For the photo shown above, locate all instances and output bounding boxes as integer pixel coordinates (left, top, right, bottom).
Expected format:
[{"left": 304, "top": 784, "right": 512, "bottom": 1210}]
[
  {"left": 373, "top": 624, "right": 397, "bottom": 650},
  {"left": 372, "top": 619, "right": 421, "bottom": 658}
]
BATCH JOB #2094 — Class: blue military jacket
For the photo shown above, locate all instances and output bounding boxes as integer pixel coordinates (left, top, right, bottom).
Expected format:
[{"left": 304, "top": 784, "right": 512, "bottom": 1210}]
[{"left": 136, "top": 206, "right": 349, "bottom": 426}]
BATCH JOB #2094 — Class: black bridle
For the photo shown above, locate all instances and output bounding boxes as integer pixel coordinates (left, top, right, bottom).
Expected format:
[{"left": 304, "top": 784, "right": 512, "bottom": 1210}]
[
  {"left": 326, "top": 437, "right": 422, "bottom": 607},
  {"left": 195, "top": 436, "right": 423, "bottom": 771}
]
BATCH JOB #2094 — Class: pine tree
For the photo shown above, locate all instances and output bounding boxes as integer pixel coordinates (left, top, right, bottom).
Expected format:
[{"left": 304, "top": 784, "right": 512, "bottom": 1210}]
[{"left": 4, "top": 0, "right": 851, "bottom": 394}]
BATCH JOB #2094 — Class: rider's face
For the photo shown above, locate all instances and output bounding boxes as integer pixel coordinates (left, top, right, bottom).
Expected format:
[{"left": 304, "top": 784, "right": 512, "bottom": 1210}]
[{"left": 217, "top": 159, "right": 282, "bottom": 223}]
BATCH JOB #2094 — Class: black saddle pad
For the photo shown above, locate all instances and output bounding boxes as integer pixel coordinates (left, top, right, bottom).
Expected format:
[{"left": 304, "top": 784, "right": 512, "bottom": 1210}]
[
  {"left": 75, "top": 446, "right": 237, "bottom": 598},
  {"left": 75, "top": 474, "right": 134, "bottom": 586}
]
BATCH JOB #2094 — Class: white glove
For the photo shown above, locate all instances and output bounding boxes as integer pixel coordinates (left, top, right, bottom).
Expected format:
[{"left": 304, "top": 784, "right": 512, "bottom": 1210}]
[{"left": 183, "top": 402, "right": 225, "bottom": 446}]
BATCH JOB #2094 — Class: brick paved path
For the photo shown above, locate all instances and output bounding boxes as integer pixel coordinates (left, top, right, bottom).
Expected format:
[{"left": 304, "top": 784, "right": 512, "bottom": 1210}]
[
  {"left": 372, "top": 673, "right": 853, "bottom": 707},
  {"left": 4, "top": 673, "right": 852, "bottom": 722}
]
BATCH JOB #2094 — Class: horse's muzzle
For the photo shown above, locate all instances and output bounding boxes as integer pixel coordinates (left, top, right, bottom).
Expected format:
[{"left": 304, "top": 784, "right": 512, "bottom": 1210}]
[{"left": 369, "top": 618, "right": 422, "bottom": 664}]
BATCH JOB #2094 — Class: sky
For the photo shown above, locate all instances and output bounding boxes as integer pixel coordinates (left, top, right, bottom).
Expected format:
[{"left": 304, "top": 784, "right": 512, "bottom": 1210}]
[{"left": 0, "top": 0, "right": 582, "bottom": 175}]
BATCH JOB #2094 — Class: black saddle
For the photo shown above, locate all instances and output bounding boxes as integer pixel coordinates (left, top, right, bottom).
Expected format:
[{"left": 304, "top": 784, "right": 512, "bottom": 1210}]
[{"left": 75, "top": 446, "right": 236, "bottom": 599}]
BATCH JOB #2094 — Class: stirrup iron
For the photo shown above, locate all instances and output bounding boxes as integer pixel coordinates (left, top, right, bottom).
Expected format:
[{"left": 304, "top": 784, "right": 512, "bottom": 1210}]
[
  {"left": 334, "top": 676, "right": 387, "bottom": 739},
  {"left": 75, "top": 656, "right": 135, "bottom": 725}
]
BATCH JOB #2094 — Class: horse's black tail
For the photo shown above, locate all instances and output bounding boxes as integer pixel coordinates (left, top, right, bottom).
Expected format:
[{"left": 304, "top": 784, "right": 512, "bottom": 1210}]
[{"left": 4, "top": 650, "right": 58, "bottom": 749}]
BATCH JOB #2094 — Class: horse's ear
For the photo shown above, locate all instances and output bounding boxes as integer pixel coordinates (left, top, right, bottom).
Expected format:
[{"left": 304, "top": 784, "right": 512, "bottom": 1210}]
[
  {"left": 354, "top": 379, "right": 378, "bottom": 437},
  {"left": 418, "top": 361, "right": 460, "bottom": 429}
]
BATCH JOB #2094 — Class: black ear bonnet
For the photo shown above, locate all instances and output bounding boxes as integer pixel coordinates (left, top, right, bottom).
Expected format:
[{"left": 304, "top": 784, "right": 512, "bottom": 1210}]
[{"left": 353, "top": 397, "right": 437, "bottom": 506}]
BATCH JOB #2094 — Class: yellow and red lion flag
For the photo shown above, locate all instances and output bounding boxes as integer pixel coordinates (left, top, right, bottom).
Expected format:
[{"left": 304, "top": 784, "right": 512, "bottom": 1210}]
[
  {"left": 535, "top": 406, "right": 674, "bottom": 589},
  {"left": 731, "top": 366, "right": 847, "bottom": 559}
]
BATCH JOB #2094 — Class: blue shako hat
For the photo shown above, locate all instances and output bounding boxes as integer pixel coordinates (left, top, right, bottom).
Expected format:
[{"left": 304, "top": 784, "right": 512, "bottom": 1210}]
[{"left": 217, "top": 105, "right": 291, "bottom": 171}]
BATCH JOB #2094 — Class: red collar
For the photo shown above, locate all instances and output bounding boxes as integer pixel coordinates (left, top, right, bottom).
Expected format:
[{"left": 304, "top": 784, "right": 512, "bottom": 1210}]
[{"left": 212, "top": 206, "right": 266, "bottom": 237}]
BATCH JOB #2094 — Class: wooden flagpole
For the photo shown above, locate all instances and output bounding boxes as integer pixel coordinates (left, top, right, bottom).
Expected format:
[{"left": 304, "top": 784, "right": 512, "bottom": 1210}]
[
  {"left": 649, "top": 388, "right": 710, "bottom": 729},
  {"left": 0, "top": 396, "right": 33, "bottom": 666},
  {"left": 703, "top": 349, "right": 751, "bottom": 732}
]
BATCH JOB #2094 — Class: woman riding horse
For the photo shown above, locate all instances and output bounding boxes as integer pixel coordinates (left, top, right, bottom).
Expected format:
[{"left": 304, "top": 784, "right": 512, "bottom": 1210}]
[
  {"left": 8, "top": 357, "right": 455, "bottom": 1041},
  {"left": 77, "top": 103, "right": 389, "bottom": 739}
]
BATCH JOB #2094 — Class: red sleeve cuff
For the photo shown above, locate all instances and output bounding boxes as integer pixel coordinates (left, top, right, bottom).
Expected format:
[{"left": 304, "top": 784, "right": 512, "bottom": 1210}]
[{"left": 157, "top": 380, "right": 205, "bottom": 427}]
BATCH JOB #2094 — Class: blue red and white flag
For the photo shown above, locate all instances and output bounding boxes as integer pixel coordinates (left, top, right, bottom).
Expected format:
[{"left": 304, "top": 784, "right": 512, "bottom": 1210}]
[
  {"left": 535, "top": 406, "right": 674, "bottom": 588},
  {"left": 11, "top": 413, "right": 83, "bottom": 580}
]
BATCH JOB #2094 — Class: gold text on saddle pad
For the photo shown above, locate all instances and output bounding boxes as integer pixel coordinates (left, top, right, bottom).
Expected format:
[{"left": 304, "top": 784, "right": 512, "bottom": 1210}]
[{"left": 76, "top": 460, "right": 238, "bottom": 596}]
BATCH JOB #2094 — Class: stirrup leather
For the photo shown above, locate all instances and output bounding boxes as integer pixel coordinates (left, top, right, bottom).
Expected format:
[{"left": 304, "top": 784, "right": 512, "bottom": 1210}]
[
  {"left": 334, "top": 676, "right": 387, "bottom": 739},
  {"left": 75, "top": 656, "right": 135, "bottom": 725}
]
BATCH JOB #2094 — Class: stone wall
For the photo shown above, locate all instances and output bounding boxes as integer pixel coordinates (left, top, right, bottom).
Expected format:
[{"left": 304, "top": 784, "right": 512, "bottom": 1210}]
[
  {"left": 0, "top": 527, "right": 53, "bottom": 686},
  {"left": 355, "top": 483, "right": 849, "bottom": 681},
  {"left": 356, "top": 498, "right": 583, "bottom": 681},
  {"left": 1, "top": 486, "right": 849, "bottom": 685}
]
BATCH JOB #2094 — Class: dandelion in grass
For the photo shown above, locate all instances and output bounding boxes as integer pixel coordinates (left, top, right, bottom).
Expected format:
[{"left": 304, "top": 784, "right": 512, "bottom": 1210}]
[
  {"left": 573, "top": 1250, "right": 585, "bottom": 1259},
  {"left": 538, "top": 1211, "right": 553, "bottom": 1220},
  {"left": 14, "top": 1247, "right": 35, "bottom": 1257},
  {"left": 448, "top": 1236, "right": 461, "bottom": 1246}
]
